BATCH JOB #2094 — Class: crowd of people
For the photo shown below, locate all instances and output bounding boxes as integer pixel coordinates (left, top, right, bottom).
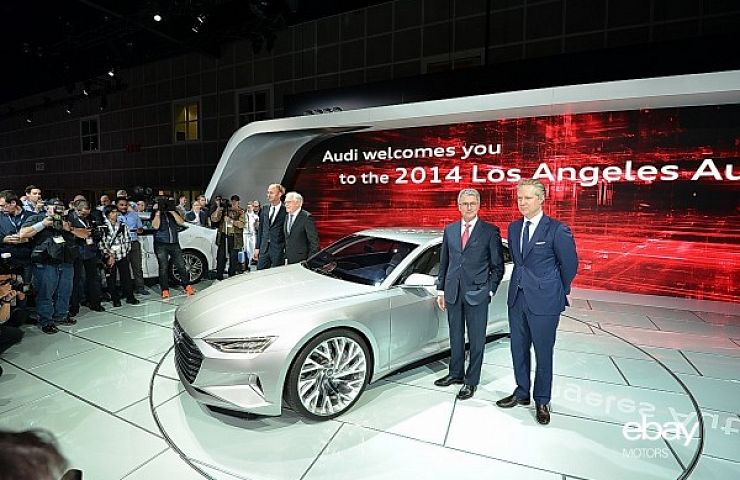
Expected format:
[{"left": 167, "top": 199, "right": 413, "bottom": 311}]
[{"left": 0, "top": 182, "right": 320, "bottom": 376}]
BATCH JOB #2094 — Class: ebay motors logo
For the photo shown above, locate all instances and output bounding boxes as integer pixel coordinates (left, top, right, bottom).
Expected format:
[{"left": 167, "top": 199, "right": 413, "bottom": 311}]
[{"left": 622, "top": 413, "right": 699, "bottom": 447}]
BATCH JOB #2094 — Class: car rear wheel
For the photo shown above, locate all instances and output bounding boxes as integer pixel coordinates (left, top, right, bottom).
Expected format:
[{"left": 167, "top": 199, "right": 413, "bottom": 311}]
[
  {"left": 286, "top": 329, "right": 370, "bottom": 420},
  {"left": 171, "top": 249, "right": 207, "bottom": 284}
]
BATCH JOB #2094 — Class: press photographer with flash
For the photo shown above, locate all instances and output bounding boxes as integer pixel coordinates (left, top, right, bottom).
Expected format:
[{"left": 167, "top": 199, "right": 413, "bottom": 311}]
[
  {"left": 19, "top": 199, "right": 78, "bottom": 334},
  {"left": 67, "top": 199, "right": 105, "bottom": 315},
  {"left": 99, "top": 205, "right": 139, "bottom": 307},
  {"left": 150, "top": 196, "right": 194, "bottom": 299}
]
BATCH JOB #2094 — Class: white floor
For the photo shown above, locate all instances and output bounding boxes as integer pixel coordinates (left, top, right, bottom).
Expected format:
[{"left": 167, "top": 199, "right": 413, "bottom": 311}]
[{"left": 1, "top": 283, "right": 738, "bottom": 480}]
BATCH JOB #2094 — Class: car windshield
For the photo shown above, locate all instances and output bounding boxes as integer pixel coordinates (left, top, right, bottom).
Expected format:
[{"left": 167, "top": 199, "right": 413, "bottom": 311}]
[{"left": 305, "top": 234, "right": 419, "bottom": 286}]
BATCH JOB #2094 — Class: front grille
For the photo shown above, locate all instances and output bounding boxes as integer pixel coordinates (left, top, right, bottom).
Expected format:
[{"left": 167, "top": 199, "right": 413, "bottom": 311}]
[{"left": 174, "top": 320, "right": 203, "bottom": 384}]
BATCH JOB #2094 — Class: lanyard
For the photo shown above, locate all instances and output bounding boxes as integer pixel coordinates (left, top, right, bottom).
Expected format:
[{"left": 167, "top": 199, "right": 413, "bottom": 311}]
[{"left": 8, "top": 214, "right": 23, "bottom": 232}]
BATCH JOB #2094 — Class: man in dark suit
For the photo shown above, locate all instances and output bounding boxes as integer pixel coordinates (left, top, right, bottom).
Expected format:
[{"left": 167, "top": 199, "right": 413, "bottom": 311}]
[
  {"left": 496, "top": 178, "right": 578, "bottom": 425},
  {"left": 253, "top": 183, "right": 286, "bottom": 269},
  {"left": 283, "top": 191, "right": 319, "bottom": 264},
  {"left": 435, "top": 188, "right": 505, "bottom": 400}
]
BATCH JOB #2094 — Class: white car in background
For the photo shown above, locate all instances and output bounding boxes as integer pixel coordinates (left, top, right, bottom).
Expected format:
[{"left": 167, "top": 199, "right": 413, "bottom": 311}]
[{"left": 139, "top": 221, "right": 217, "bottom": 284}]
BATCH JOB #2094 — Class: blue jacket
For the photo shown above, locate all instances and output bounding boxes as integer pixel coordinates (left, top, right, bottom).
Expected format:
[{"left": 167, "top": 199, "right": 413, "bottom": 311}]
[
  {"left": 0, "top": 209, "right": 34, "bottom": 266},
  {"left": 436, "top": 219, "right": 505, "bottom": 306},
  {"left": 507, "top": 215, "right": 579, "bottom": 315}
]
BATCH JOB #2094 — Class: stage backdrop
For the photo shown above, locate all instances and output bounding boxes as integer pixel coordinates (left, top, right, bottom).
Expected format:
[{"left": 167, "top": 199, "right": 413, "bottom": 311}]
[{"left": 291, "top": 104, "right": 739, "bottom": 303}]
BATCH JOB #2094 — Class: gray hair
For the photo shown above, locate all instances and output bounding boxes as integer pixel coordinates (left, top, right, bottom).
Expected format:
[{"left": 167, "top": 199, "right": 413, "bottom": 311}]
[
  {"left": 517, "top": 178, "right": 546, "bottom": 200},
  {"left": 73, "top": 199, "right": 90, "bottom": 210},
  {"left": 457, "top": 188, "right": 480, "bottom": 205},
  {"left": 285, "top": 191, "right": 304, "bottom": 205}
]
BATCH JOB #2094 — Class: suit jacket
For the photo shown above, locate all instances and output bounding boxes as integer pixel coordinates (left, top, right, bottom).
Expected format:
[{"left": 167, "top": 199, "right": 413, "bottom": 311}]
[
  {"left": 507, "top": 214, "right": 578, "bottom": 315},
  {"left": 256, "top": 203, "right": 286, "bottom": 254},
  {"left": 436, "top": 219, "right": 505, "bottom": 306},
  {"left": 184, "top": 209, "right": 208, "bottom": 226},
  {"left": 284, "top": 209, "right": 320, "bottom": 264}
]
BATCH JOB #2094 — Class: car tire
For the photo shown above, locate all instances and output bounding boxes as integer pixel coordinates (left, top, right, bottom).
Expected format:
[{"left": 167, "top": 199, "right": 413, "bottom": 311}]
[
  {"left": 171, "top": 249, "right": 207, "bottom": 284},
  {"left": 286, "top": 329, "right": 371, "bottom": 420}
]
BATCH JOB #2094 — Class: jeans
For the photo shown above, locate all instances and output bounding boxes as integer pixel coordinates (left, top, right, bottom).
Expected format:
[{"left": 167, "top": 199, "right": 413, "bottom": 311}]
[
  {"left": 128, "top": 240, "right": 145, "bottom": 290},
  {"left": 216, "top": 234, "right": 239, "bottom": 278},
  {"left": 33, "top": 263, "right": 74, "bottom": 326},
  {"left": 71, "top": 257, "right": 102, "bottom": 312},
  {"left": 154, "top": 242, "right": 189, "bottom": 291},
  {"left": 108, "top": 256, "right": 134, "bottom": 302}
]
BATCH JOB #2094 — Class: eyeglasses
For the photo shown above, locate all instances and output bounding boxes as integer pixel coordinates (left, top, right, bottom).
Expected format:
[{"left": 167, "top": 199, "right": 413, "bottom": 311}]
[{"left": 458, "top": 202, "right": 479, "bottom": 208}]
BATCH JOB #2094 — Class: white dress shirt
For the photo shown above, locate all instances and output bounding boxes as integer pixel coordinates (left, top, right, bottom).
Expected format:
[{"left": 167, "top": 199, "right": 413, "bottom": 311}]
[
  {"left": 460, "top": 216, "right": 478, "bottom": 237},
  {"left": 521, "top": 210, "right": 544, "bottom": 246}
]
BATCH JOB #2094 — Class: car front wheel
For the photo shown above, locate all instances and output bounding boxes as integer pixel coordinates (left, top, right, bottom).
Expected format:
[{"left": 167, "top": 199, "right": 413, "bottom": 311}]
[{"left": 286, "top": 329, "right": 370, "bottom": 420}]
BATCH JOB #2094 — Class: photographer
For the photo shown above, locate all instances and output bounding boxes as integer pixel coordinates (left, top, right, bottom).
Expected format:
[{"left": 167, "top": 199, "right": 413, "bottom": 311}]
[
  {"left": 19, "top": 199, "right": 77, "bottom": 334},
  {"left": 67, "top": 199, "right": 104, "bottom": 315},
  {"left": 211, "top": 195, "right": 245, "bottom": 279},
  {"left": 0, "top": 191, "right": 34, "bottom": 284},
  {"left": 22, "top": 185, "right": 44, "bottom": 213},
  {"left": 1, "top": 254, "right": 26, "bottom": 376},
  {"left": 151, "top": 197, "right": 194, "bottom": 299},
  {"left": 99, "top": 205, "right": 139, "bottom": 307}
]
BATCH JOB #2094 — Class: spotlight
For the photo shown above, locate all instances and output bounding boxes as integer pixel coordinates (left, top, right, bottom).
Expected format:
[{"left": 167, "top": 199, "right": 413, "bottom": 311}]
[
  {"left": 191, "top": 14, "right": 206, "bottom": 33},
  {"left": 153, "top": 14, "right": 162, "bottom": 22},
  {"left": 99, "top": 95, "right": 108, "bottom": 111},
  {"left": 25, "top": 115, "right": 33, "bottom": 124},
  {"left": 82, "top": 81, "right": 91, "bottom": 96},
  {"left": 107, "top": 67, "right": 115, "bottom": 77},
  {"left": 65, "top": 104, "right": 73, "bottom": 115}
]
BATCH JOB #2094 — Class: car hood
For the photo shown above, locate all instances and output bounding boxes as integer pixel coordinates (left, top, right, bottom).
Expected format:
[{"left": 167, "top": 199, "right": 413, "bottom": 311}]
[{"left": 175, "top": 264, "right": 373, "bottom": 338}]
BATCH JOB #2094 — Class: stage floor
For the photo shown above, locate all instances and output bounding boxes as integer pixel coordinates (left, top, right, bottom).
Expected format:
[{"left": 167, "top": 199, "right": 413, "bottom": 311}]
[{"left": 1, "top": 282, "right": 738, "bottom": 479}]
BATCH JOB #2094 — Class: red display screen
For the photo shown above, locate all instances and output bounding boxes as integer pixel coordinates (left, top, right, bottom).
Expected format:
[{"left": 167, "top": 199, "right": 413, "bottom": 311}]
[{"left": 291, "top": 105, "right": 740, "bottom": 303}]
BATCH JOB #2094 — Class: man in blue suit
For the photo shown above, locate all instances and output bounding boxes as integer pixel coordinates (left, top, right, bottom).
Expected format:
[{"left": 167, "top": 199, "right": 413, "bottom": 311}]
[
  {"left": 435, "top": 188, "right": 505, "bottom": 400},
  {"left": 253, "top": 183, "right": 286, "bottom": 270},
  {"left": 496, "top": 178, "right": 578, "bottom": 424}
]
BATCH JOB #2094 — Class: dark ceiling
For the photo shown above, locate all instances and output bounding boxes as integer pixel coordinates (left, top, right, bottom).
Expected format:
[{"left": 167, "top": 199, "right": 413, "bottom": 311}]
[{"left": 0, "top": 0, "right": 388, "bottom": 104}]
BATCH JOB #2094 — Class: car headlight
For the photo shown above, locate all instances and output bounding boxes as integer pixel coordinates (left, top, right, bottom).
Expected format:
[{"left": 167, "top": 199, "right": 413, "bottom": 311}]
[{"left": 205, "top": 336, "right": 277, "bottom": 353}]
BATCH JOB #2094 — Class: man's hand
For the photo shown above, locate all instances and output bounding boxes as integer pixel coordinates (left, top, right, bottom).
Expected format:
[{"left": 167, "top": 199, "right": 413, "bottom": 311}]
[
  {"left": 252, "top": 249, "right": 260, "bottom": 261},
  {"left": 3, "top": 234, "right": 21, "bottom": 244},
  {"left": 106, "top": 256, "right": 115, "bottom": 268},
  {"left": 436, "top": 294, "right": 446, "bottom": 311},
  {"left": 42, "top": 217, "right": 54, "bottom": 228}
]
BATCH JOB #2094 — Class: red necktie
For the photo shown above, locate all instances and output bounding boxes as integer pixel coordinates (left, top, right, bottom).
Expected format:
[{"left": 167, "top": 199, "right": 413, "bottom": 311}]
[{"left": 462, "top": 223, "right": 470, "bottom": 249}]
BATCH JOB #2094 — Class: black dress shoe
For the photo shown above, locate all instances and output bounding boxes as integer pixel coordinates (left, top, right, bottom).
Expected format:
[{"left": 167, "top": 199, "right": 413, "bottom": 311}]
[
  {"left": 496, "top": 393, "right": 531, "bottom": 408},
  {"left": 41, "top": 324, "right": 60, "bottom": 334},
  {"left": 58, "top": 316, "right": 77, "bottom": 325},
  {"left": 89, "top": 304, "right": 105, "bottom": 312},
  {"left": 434, "top": 375, "right": 464, "bottom": 387},
  {"left": 112, "top": 299, "right": 122, "bottom": 307},
  {"left": 68, "top": 309, "right": 79, "bottom": 317},
  {"left": 536, "top": 403, "right": 551, "bottom": 425},
  {"left": 457, "top": 384, "right": 477, "bottom": 400},
  {"left": 126, "top": 297, "right": 140, "bottom": 305}
]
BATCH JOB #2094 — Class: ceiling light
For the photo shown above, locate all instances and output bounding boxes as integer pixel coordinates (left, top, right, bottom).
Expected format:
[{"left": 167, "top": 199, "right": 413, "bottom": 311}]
[
  {"left": 153, "top": 14, "right": 162, "bottom": 22},
  {"left": 65, "top": 104, "right": 73, "bottom": 115},
  {"left": 25, "top": 115, "right": 33, "bottom": 124},
  {"left": 99, "top": 95, "right": 108, "bottom": 111},
  {"left": 107, "top": 67, "right": 115, "bottom": 77}
]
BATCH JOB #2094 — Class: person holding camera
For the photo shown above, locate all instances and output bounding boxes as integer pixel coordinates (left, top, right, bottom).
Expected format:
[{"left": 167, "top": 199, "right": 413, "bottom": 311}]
[
  {"left": 99, "top": 205, "right": 139, "bottom": 307},
  {"left": 66, "top": 199, "right": 105, "bottom": 315},
  {"left": 211, "top": 195, "right": 245, "bottom": 279},
  {"left": 19, "top": 199, "right": 78, "bottom": 334},
  {"left": 0, "top": 191, "right": 34, "bottom": 285},
  {"left": 22, "top": 185, "right": 44, "bottom": 213},
  {"left": 151, "top": 197, "right": 194, "bottom": 299}
]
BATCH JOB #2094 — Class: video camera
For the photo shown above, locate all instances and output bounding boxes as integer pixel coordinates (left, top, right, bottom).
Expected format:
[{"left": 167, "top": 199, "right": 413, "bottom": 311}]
[{"left": 155, "top": 196, "right": 177, "bottom": 212}]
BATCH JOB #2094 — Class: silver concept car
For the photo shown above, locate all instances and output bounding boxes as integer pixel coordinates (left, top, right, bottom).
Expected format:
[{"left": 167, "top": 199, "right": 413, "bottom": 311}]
[{"left": 174, "top": 228, "right": 512, "bottom": 420}]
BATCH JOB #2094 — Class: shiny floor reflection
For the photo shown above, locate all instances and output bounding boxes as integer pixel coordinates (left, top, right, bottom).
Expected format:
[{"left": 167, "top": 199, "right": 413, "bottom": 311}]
[{"left": 0, "top": 286, "right": 738, "bottom": 479}]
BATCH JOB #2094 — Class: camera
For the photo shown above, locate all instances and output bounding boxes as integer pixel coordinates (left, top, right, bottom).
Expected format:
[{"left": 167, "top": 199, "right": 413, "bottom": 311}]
[
  {"left": 51, "top": 205, "right": 65, "bottom": 230},
  {"left": 10, "top": 277, "right": 30, "bottom": 294},
  {"left": 155, "top": 196, "right": 177, "bottom": 212}
]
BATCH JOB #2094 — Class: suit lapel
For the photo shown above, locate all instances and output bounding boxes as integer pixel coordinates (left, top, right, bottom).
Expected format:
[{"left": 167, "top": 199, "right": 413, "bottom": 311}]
[
  {"left": 511, "top": 220, "right": 523, "bottom": 262},
  {"left": 464, "top": 220, "right": 483, "bottom": 251},
  {"left": 450, "top": 220, "right": 462, "bottom": 251},
  {"left": 523, "top": 215, "right": 550, "bottom": 259}
]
